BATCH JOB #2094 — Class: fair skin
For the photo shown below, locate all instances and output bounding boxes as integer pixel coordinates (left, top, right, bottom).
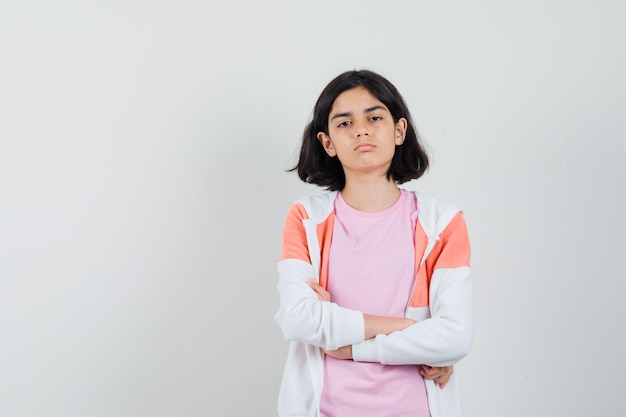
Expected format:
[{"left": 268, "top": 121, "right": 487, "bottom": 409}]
[
  {"left": 317, "top": 86, "right": 407, "bottom": 212},
  {"left": 309, "top": 86, "right": 453, "bottom": 389}
]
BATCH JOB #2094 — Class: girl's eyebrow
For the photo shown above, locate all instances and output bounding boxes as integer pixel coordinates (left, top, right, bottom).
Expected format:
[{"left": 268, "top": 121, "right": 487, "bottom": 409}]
[{"left": 330, "top": 105, "right": 388, "bottom": 121}]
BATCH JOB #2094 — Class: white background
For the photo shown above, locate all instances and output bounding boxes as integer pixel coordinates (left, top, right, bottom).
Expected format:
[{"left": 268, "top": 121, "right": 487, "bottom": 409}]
[{"left": 1, "top": 1, "right": 625, "bottom": 416}]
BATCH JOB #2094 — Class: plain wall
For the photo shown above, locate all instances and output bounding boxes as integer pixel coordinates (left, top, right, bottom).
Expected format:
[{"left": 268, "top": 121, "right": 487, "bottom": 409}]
[{"left": 1, "top": 1, "right": 625, "bottom": 416}]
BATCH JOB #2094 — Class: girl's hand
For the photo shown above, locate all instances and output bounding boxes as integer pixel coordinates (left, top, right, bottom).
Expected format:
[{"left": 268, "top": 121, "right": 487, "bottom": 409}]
[
  {"left": 420, "top": 365, "right": 453, "bottom": 389},
  {"left": 322, "top": 345, "right": 353, "bottom": 360},
  {"left": 307, "top": 278, "right": 331, "bottom": 302}
]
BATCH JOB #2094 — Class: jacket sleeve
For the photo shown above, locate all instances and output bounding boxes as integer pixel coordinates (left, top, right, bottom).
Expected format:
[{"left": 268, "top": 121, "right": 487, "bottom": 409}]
[
  {"left": 351, "top": 212, "right": 473, "bottom": 366},
  {"left": 274, "top": 203, "right": 365, "bottom": 350}
]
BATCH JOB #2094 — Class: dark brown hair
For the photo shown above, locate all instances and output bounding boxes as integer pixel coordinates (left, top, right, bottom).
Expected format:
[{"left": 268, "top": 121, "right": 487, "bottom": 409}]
[{"left": 291, "top": 70, "right": 429, "bottom": 191}]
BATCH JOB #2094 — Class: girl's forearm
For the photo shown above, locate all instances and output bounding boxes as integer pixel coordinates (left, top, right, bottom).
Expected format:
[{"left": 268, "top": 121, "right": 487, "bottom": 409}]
[
  {"left": 363, "top": 314, "right": 416, "bottom": 340},
  {"left": 306, "top": 280, "right": 416, "bottom": 341}
]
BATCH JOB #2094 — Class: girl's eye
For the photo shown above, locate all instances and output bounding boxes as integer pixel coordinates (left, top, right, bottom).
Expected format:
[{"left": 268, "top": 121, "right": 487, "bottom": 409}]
[
  {"left": 370, "top": 116, "right": 382, "bottom": 121},
  {"left": 338, "top": 121, "right": 351, "bottom": 128}
]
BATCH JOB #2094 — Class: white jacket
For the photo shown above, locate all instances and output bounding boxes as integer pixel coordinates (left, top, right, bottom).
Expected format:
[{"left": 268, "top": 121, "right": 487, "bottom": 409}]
[{"left": 275, "top": 191, "right": 473, "bottom": 417}]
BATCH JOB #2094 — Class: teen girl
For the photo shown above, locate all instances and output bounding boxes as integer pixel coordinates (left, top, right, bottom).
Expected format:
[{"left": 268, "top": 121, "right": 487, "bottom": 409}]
[{"left": 275, "top": 70, "right": 473, "bottom": 417}]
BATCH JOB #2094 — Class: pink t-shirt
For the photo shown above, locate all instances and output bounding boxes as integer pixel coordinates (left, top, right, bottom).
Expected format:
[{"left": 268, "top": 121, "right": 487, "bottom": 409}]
[{"left": 320, "top": 190, "right": 430, "bottom": 417}]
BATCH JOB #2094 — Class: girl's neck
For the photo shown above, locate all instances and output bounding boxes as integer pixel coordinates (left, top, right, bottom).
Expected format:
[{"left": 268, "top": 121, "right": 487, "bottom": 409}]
[{"left": 340, "top": 176, "right": 401, "bottom": 212}]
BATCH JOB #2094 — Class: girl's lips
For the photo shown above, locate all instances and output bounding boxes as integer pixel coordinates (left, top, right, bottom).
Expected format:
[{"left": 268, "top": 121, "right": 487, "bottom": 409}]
[{"left": 354, "top": 143, "right": 375, "bottom": 151}]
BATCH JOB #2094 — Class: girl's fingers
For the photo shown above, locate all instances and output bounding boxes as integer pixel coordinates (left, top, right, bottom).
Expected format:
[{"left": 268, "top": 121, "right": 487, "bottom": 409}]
[
  {"left": 420, "top": 365, "right": 453, "bottom": 388},
  {"left": 419, "top": 365, "right": 437, "bottom": 377},
  {"left": 307, "top": 278, "right": 331, "bottom": 301}
]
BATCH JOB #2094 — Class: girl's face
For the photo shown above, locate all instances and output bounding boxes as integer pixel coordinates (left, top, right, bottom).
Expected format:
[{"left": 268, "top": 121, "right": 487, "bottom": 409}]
[{"left": 317, "top": 86, "right": 407, "bottom": 180}]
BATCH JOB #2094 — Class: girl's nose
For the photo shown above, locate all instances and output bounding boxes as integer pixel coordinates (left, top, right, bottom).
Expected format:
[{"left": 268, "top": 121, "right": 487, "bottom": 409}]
[{"left": 354, "top": 121, "right": 369, "bottom": 137}]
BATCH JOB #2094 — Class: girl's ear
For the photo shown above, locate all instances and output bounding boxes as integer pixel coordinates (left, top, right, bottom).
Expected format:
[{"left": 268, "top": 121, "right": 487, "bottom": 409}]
[
  {"left": 395, "top": 118, "right": 408, "bottom": 145},
  {"left": 317, "top": 132, "right": 337, "bottom": 157}
]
